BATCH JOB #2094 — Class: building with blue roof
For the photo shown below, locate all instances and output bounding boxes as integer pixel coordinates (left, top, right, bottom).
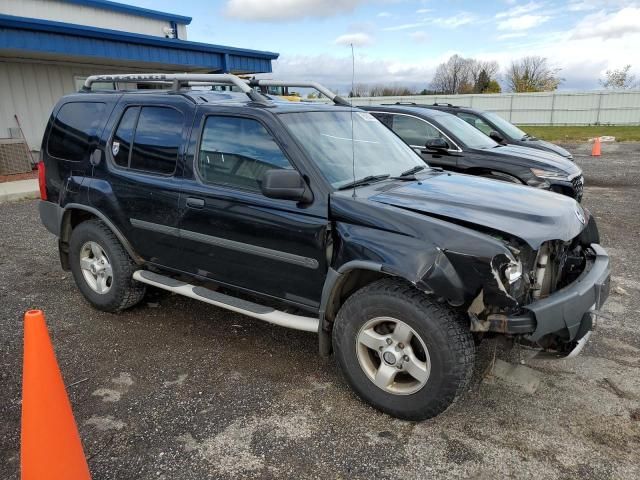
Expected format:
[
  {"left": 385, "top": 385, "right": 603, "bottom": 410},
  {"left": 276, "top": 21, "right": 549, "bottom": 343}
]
[{"left": 0, "top": 0, "right": 279, "bottom": 171}]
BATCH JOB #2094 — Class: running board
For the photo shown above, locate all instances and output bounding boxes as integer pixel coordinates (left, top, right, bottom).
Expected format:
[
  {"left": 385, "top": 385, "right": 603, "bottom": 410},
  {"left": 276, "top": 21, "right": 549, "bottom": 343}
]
[{"left": 133, "top": 270, "right": 319, "bottom": 333}]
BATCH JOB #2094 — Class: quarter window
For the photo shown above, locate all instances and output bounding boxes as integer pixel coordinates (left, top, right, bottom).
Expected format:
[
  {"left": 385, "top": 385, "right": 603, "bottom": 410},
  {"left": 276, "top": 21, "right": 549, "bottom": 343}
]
[
  {"left": 198, "top": 116, "right": 293, "bottom": 192},
  {"left": 47, "top": 102, "right": 106, "bottom": 161},
  {"left": 111, "top": 106, "right": 183, "bottom": 175}
]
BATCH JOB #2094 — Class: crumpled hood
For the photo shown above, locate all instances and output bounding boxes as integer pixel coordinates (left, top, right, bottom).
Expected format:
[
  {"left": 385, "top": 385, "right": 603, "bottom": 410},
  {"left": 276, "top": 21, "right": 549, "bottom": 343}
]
[
  {"left": 370, "top": 172, "right": 587, "bottom": 249},
  {"left": 523, "top": 139, "right": 572, "bottom": 158},
  {"left": 488, "top": 145, "right": 580, "bottom": 175}
]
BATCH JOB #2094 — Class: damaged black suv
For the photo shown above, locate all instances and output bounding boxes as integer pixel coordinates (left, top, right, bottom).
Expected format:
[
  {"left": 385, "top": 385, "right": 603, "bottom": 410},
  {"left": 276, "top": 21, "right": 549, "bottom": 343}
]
[{"left": 39, "top": 74, "right": 610, "bottom": 420}]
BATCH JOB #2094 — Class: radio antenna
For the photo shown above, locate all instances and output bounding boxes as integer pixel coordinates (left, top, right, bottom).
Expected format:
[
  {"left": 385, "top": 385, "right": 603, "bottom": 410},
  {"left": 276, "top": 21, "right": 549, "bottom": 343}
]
[{"left": 350, "top": 43, "right": 356, "bottom": 198}]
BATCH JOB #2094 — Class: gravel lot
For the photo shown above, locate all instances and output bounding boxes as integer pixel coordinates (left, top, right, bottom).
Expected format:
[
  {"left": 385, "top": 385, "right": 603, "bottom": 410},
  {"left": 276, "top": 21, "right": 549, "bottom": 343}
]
[{"left": 1, "top": 142, "right": 639, "bottom": 479}]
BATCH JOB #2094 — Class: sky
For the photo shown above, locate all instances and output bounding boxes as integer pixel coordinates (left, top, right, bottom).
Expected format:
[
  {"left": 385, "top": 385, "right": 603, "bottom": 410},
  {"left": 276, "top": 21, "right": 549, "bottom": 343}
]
[{"left": 124, "top": 0, "right": 640, "bottom": 93}]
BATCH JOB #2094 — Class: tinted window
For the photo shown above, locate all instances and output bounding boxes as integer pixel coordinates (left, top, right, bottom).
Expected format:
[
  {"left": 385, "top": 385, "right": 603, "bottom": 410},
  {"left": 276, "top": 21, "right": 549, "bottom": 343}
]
[
  {"left": 198, "top": 116, "right": 293, "bottom": 192},
  {"left": 130, "top": 107, "right": 182, "bottom": 174},
  {"left": 112, "top": 107, "right": 139, "bottom": 167},
  {"left": 457, "top": 112, "right": 493, "bottom": 135},
  {"left": 391, "top": 115, "right": 443, "bottom": 146},
  {"left": 47, "top": 102, "right": 106, "bottom": 161}
]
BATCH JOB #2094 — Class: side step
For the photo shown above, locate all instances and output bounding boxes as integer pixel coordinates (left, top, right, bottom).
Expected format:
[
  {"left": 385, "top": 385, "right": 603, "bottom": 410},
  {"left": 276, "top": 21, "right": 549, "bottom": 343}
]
[{"left": 133, "top": 270, "right": 319, "bottom": 333}]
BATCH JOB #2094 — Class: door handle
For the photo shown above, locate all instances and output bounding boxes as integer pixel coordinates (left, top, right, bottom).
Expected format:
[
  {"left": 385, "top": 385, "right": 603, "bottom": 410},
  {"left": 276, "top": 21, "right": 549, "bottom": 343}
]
[{"left": 186, "top": 197, "right": 205, "bottom": 209}]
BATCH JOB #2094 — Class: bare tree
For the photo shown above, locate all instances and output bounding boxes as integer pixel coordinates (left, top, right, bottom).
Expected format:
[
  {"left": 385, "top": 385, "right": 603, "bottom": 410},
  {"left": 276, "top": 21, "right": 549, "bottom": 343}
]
[
  {"left": 599, "top": 65, "right": 637, "bottom": 89},
  {"left": 430, "top": 56, "right": 500, "bottom": 94},
  {"left": 430, "top": 55, "right": 471, "bottom": 94},
  {"left": 506, "top": 56, "right": 562, "bottom": 92}
]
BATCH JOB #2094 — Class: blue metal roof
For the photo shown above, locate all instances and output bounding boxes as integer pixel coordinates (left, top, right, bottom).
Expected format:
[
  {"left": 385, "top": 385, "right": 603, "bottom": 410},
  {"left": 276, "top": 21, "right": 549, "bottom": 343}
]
[
  {"left": 0, "top": 14, "right": 278, "bottom": 74},
  {"left": 60, "top": 0, "right": 192, "bottom": 25}
]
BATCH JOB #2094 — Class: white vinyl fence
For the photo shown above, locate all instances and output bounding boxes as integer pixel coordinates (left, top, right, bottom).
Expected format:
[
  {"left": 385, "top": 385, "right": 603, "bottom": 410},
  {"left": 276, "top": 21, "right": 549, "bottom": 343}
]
[{"left": 347, "top": 90, "right": 640, "bottom": 125}]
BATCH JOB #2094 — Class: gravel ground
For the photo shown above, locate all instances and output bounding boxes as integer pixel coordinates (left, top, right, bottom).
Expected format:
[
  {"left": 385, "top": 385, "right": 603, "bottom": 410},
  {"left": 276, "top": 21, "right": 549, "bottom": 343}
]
[{"left": 1, "top": 142, "right": 639, "bottom": 479}]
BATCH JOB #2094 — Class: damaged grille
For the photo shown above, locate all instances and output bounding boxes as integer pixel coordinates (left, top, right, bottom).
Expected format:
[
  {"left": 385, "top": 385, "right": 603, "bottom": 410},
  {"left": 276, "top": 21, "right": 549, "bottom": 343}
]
[
  {"left": 532, "top": 240, "right": 587, "bottom": 299},
  {"left": 571, "top": 174, "right": 584, "bottom": 201}
]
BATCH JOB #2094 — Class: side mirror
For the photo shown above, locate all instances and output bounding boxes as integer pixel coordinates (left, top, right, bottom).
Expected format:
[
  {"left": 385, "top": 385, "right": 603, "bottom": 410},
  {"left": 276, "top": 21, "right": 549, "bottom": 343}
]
[
  {"left": 425, "top": 138, "right": 449, "bottom": 151},
  {"left": 261, "top": 169, "right": 313, "bottom": 203},
  {"left": 489, "top": 130, "right": 506, "bottom": 144}
]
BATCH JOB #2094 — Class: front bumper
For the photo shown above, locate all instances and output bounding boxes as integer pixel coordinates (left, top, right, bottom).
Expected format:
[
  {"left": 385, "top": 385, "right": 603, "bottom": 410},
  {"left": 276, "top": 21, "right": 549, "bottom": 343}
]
[{"left": 493, "top": 244, "right": 610, "bottom": 343}]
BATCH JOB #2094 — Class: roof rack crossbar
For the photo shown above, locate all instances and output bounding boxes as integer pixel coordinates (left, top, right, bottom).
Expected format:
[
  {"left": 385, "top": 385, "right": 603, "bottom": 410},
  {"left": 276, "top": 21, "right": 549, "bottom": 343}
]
[
  {"left": 247, "top": 79, "right": 351, "bottom": 107},
  {"left": 82, "top": 73, "right": 272, "bottom": 106}
]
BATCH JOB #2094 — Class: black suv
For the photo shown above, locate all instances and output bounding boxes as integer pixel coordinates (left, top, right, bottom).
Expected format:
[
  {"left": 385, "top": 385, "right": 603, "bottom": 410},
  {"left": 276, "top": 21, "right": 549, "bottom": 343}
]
[
  {"left": 362, "top": 105, "right": 584, "bottom": 200},
  {"left": 38, "top": 74, "right": 610, "bottom": 420},
  {"left": 418, "top": 103, "right": 573, "bottom": 159}
]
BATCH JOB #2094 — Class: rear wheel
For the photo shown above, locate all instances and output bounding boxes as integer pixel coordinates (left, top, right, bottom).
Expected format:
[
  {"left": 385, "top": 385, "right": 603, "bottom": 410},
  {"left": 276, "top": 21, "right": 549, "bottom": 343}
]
[
  {"left": 332, "top": 278, "right": 474, "bottom": 420},
  {"left": 69, "top": 219, "right": 145, "bottom": 312}
]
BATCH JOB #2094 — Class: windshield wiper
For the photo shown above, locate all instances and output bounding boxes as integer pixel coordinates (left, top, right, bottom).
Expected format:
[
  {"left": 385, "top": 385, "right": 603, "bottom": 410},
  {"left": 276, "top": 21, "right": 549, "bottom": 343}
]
[
  {"left": 337, "top": 174, "right": 390, "bottom": 190},
  {"left": 397, "top": 165, "right": 426, "bottom": 177}
]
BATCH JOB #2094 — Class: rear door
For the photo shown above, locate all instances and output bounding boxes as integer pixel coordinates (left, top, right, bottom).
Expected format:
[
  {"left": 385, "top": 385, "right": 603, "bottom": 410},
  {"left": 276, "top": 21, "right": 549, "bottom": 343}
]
[
  {"left": 90, "top": 98, "right": 193, "bottom": 268},
  {"left": 176, "top": 109, "right": 329, "bottom": 310}
]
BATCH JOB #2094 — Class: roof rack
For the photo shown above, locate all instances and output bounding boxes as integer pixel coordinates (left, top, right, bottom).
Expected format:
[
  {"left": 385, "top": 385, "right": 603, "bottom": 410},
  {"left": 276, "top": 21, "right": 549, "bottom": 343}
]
[
  {"left": 432, "top": 103, "right": 458, "bottom": 108},
  {"left": 82, "top": 74, "right": 351, "bottom": 107},
  {"left": 380, "top": 102, "right": 417, "bottom": 106},
  {"left": 246, "top": 79, "right": 351, "bottom": 107},
  {"left": 82, "top": 73, "right": 272, "bottom": 106}
]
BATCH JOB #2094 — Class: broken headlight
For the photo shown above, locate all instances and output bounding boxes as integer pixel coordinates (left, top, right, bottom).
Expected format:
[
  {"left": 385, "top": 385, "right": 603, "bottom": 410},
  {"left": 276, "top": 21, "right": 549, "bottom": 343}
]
[{"left": 503, "top": 259, "right": 523, "bottom": 284}]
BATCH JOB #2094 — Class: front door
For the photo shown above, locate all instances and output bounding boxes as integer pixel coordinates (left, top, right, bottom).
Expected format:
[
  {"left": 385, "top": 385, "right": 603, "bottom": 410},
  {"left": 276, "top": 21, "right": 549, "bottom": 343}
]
[
  {"left": 90, "top": 100, "right": 191, "bottom": 268},
  {"left": 177, "top": 111, "right": 328, "bottom": 310}
]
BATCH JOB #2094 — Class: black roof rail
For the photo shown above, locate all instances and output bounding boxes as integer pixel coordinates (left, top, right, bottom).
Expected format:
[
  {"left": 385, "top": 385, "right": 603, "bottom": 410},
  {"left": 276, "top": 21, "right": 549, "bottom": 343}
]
[{"left": 432, "top": 103, "right": 458, "bottom": 108}]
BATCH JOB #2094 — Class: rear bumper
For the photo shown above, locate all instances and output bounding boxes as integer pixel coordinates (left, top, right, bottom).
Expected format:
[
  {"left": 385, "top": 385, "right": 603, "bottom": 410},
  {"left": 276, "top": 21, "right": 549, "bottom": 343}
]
[{"left": 498, "top": 244, "right": 610, "bottom": 343}]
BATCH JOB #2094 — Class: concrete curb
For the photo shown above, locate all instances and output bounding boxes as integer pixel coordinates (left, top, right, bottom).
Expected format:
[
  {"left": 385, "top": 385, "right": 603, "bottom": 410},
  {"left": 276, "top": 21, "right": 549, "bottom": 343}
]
[{"left": 0, "top": 179, "right": 39, "bottom": 203}]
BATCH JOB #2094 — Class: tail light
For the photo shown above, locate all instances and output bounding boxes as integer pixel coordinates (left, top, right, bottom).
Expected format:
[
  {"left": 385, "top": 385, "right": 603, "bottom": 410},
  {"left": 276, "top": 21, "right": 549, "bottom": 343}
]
[{"left": 37, "top": 160, "right": 47, "bottom": 200}]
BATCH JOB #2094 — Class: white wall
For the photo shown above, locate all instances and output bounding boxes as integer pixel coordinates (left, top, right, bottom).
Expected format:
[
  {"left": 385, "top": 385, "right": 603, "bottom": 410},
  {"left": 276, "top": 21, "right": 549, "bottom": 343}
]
[
  {"left": 348, "top": 90, "right": 640, "bottom": 125},
  {"left": 0, "top": 59, "right": 178, "bottom": 148},
  {"left": 0, "top": 0, "right": 187, "bottom": 39}
]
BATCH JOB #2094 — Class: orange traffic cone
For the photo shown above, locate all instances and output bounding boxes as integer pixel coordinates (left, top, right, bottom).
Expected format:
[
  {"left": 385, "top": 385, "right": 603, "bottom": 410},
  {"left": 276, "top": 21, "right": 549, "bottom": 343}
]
[
  {"left": 591, "top": 136, "right": 601, "bottom": 156},
  {"left": 21, "top": 310, "right": 91, "bottom": 480}
]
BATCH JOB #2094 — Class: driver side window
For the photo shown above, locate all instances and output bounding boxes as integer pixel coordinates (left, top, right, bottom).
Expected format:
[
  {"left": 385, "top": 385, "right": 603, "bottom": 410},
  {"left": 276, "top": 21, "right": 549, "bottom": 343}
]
[
  {"left": 198, "top": 116, "right": 294, "bottom": 193},
  {"left": 457, "top": 113, "right": 493, "bottom": 136},
  {"left": 390, "top": 115, "right": 443, "bottom": 147}
]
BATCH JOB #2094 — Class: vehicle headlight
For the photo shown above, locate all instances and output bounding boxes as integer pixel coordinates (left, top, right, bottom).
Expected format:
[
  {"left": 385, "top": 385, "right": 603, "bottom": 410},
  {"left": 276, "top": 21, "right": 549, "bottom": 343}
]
[
  {"left": 530, "top": 168, "right": 569, "bottom": 180},
  {"left": 503, "top": 259, "right": 523, "bottom": 284}
]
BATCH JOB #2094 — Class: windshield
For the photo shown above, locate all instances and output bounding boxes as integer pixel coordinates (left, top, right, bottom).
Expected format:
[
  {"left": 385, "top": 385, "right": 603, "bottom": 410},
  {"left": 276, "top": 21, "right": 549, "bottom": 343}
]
[
  {"left": 483, "top": 112, "right": 528, "bottom": 140},
  {"left": 279, "top": 110, "right": 425, "bottom": 189},
  {"left": 434, "top": 113, "right": 497, "bottom": 150}
]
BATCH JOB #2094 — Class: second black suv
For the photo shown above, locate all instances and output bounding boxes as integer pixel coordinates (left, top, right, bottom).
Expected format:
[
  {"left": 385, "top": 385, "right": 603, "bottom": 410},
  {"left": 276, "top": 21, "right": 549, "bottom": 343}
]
[
  {"left": 363, "top": 105, "right": 583, "bottom": 200},
  {"left": 39, "top": 74, "right": 609, "bottom": 420},
  {"left": 419, "top": 103, "right": 573, "bottom": 159}
]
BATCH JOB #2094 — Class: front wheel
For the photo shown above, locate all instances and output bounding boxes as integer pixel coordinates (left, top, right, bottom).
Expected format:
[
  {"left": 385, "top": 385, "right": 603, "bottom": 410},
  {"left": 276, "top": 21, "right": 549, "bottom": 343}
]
[{"left": 332, "top": 278, "right": 474, "bottom": 420}]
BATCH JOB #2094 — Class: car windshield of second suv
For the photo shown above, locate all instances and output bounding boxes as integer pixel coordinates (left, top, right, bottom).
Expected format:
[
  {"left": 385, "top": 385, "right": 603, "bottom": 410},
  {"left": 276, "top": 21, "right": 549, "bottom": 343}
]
[
  {"left": 279, "top": 110, "right": 425, "bottom": 189},
  {"left": 482, "top": 111, "right": 529, "bottom": 140},
  {"left": 434, "top": 113, "right": 498, "bottom": 150}
]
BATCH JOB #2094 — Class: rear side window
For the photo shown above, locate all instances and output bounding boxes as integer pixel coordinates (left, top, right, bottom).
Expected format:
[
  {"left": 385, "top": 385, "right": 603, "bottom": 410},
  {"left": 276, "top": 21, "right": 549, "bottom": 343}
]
[
  {"left": 47, "top": 102, "right": 106, "bottom": 161},
  {"left": 111, "top": 106, "right": 183, "bottom": 175}
]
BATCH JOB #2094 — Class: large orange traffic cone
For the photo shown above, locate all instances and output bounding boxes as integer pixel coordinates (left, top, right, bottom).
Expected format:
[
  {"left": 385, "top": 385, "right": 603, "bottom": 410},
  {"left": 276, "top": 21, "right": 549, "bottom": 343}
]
[
  {"left": 21, "top": 310, "right": 91, "bottom": 480},
  {"left": 591, "top": 136, "right": 601, "bottom": 156}
]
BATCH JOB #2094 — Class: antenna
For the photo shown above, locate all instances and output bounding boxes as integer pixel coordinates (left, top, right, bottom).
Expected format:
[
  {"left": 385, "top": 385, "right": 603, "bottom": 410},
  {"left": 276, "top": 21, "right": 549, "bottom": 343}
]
[{"left": 350, "top": 43, "right": 356, "bottom": 198}]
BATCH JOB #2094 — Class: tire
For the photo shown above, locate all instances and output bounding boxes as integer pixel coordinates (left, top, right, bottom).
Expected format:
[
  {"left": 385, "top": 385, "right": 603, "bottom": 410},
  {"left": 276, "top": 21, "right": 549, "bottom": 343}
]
[
  {"left": 69, "top": 219, "right": 146, "bottom": 312},
  {"left": 332, "top": 278, "right": 474, "bottom": 420}
]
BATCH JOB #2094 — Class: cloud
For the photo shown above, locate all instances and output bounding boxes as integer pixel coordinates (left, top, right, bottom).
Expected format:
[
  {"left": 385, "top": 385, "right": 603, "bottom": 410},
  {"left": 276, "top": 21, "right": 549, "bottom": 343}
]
[
  {"left": 496, "top": 32, "right": 528, "bottom": 40},
  {"left": 496, "top": 1, "right": 544, "bottom": 19},
  {"left": 416, "top": 8, "right": 431, "bottom": 14},
  {"left": 377, "top": 11, "right": 391, "bottom": 17},
  {"left": 570, "top": 7, "right": 640, "bottom": 39},
  {"left": 224, "top": 0, "right": 366, "bottom": 21},
  {"left": 334, "top": 32, "right": 373, "bottom": 47},
  {"left": 498, "top": 14, "right": 550, "bottom": 30},
  {"left": 409, "top": 31, "right": 429, "bottom": 43},
  {"left": 432, "top": 12, "right": 478, "bottom": 28},
  {"left": 383, "top": 22, "right": 427, "bottom": 31}
]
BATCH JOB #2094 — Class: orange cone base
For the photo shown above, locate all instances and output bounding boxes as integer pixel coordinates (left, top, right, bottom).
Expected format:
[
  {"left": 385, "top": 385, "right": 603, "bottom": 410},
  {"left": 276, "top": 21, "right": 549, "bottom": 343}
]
[{"left": 21, "top": 310, "right": 91, "bottom": 480}]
